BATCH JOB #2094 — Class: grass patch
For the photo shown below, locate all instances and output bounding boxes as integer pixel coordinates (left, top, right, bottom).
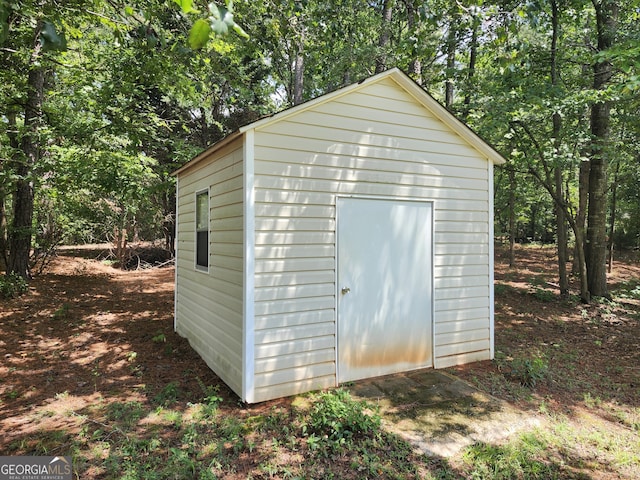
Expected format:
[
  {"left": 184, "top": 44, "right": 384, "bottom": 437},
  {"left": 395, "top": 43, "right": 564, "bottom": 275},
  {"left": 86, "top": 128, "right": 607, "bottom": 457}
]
[
  {"left": 462, "top": 433, "right": 569, "bottom": 479},
  {"left": 36, "top": 388, "right": 459, "bottom": 479}
]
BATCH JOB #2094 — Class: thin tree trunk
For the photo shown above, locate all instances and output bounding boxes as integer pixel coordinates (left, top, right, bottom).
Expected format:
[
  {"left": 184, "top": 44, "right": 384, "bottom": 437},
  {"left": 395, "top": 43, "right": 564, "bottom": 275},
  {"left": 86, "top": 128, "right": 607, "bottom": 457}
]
[
  {"left": 462, "top": 18, "right": 479, "bottom": 119},
  {"left": 607, "top": 160, "right": 620, "bottom": 272},
  {"left": 555, "top": 166, "right": 569, "bottom": 296},
  {"left": 0, "top": 183, "right": 6, "bottom": 272},
  {"left": 293, "top": 34, "right": 304, "bottom": 105},
  {"left": 8, "top": 31, "right": 45, "bottom": 280},
  {"left": 586, "top": 0, "right": 618, "bottom": 298},
  {"left": 573, "top": 226, "right": 590, "bottom": 302},
  {"left": 375, "top": 0, "right": 394, "bottom": 73},
  {"left": 550, "top": 0, "right": 568, "bottom": 297},
  {"left": 0, "top": 112, "right": 19, "bottom": 270},
  {"left": 574, "top": 159, "right": 589, "bottom": 274},
  {"left": 444, "top": 21, "right": 456, "bottom": 109},
  {"left": 573, "top": 160, "right": 591, "bottom": 302},
  {"left": 405, "top": 0, "right": 422, "bottom": 84},
  {"left": 163, "top": 189, "right": 176, "bottom": 256},
  {"left": 508, "top": 165, "right": 516, "bottom": 267},
  {"left": 530, "top": 204, "right": 537, "bottom": 242}
]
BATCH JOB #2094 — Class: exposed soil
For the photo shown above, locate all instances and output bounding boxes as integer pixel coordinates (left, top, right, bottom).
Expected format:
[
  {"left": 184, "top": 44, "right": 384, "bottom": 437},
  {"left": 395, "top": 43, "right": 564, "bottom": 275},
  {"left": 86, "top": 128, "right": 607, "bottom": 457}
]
[
  {"left": 1, "top": 243, "right": 639, "bottom": 478},
  {"left": 452, "top": 245, "right": 640, "bottom": 412},
  {"left": 0, "top": 247, "right": 241, "bottom": 438}
]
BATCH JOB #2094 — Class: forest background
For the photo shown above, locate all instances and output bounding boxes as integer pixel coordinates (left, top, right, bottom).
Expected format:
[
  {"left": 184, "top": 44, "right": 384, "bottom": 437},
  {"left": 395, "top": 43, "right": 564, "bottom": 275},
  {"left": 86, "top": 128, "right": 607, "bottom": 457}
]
[{"left": 1, "top": 0, "right": 638, "bottom": 303}]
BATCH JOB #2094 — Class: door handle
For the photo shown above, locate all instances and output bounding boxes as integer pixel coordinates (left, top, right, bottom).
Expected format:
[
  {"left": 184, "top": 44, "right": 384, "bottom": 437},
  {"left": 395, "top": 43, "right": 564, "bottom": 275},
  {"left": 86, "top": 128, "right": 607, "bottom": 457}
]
[{"left": 341, "top": 287, "right": 351, "bottom": 294}]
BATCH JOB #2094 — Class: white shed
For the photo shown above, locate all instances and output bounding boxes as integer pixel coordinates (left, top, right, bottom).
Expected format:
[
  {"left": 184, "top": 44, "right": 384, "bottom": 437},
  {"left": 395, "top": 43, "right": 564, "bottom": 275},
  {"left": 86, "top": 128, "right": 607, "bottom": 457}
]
[{"left": 173, "top": 68, "right": 506, "bottom": 403}]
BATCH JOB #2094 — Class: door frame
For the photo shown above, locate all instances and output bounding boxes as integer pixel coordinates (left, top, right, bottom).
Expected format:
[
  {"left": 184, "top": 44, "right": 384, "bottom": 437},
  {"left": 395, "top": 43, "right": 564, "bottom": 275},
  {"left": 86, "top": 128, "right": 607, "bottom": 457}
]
[{"left": 334, "top": 195, "right": 436, "bottom": 384}]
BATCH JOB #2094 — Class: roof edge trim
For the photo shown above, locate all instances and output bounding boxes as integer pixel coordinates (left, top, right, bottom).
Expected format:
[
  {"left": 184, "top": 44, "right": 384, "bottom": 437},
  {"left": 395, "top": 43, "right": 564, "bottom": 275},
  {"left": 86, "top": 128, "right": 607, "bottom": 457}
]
[{"left": 172, "top": 131, "right": 244, "bottom": 176}]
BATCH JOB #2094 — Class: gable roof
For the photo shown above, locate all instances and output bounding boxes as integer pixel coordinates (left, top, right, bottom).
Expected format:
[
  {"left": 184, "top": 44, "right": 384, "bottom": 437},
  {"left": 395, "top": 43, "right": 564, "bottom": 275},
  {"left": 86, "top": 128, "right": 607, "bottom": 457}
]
[{"left": 174, "top": 68, "right": 506, "bottom": 176}]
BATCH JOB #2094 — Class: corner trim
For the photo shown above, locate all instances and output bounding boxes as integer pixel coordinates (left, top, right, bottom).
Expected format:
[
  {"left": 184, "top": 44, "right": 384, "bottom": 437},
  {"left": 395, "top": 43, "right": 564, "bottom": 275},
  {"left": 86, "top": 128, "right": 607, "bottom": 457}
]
[{"left": 242, "top": 129, "right": 256, "bottom": 403}]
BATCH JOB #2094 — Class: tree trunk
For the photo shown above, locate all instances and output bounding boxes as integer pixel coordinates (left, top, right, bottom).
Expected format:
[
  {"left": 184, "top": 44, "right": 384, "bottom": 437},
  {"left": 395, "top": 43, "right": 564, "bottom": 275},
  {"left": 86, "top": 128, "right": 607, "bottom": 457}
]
[
  {"left": 508, "top": 165, "right": 516, "bottom": 267},
  {"left": 530, "top": 204, "right": 537, "bottom": 242},
  {"left": 555, "top": 166, "right": 569, "bottom": 297},
  {"left": 375, "top": 0, "right": 394, "bottom": 73},
  {"left": 574, "top": 159, "right": 589, "bottom": 274},
  {"left": 163, "top": 189, "right": 176, "bottom": 256},
  {"left": 607, "top": 160, "right": 620, "bottom": 273},
  {"left": 405, "top": 0, "right": 422, "bottom": 84},
  {"left": 0, "top": 181, "right": 6, "bottom": 272},
  {"left": 550, "top": 0, "right": 568, "bottom": 297},
  {"left": 0, "top": 112, "right": 19, "bottom": 270},
  {"left": 586, "top": 0, "right": 618, "bottom": 298},
  {"left": 444, "top": 21, "right": 456, "bottom": 109},
  {"left": 587, "top": 104, "right": 610, "bottom": 297},
  {"left": 462, "top": 18, "right": 479, "bottom": 119},
  {"left": 573, "top": 225, "right": 590, "bottom": 303},
  {"left": 293, "top": 34, "right": 304, "bottom": 105},
  {"left": 8, "top": 33, "right": 45, "bottom": 280}
]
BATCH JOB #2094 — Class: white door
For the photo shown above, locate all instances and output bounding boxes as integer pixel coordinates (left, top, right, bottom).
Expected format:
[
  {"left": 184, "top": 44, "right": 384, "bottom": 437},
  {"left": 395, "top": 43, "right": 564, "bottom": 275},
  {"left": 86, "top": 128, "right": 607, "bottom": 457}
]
[{"left": 337, "top": 197, "right": 433, "bottom": 383}]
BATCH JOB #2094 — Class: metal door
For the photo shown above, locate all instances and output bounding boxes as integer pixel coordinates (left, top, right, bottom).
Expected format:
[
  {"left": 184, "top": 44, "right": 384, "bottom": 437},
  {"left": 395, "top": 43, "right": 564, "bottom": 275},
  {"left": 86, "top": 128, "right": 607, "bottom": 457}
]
[{"left": 337, "top": 197, "right": 433, "bottom": 383}]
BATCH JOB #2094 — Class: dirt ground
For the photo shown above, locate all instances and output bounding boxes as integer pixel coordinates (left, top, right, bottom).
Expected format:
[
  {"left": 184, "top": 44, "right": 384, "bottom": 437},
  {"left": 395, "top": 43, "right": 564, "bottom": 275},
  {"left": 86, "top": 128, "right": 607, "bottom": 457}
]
[
  {"left": 0, "top": 246, "right": 243, "bottom": 444},
  {"left": 1, "top": 243, "right": 639, "bottom": 478},
  {"left": 453, "top": 245, "right": 640, "bottom": 411}
]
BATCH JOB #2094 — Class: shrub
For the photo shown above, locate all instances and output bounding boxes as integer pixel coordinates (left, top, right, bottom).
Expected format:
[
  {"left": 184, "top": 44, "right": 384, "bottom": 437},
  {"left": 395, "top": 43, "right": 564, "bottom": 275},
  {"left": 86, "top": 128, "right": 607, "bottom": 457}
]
[{"left": 0, "top": 273, "right": 28, "bottom": 299}]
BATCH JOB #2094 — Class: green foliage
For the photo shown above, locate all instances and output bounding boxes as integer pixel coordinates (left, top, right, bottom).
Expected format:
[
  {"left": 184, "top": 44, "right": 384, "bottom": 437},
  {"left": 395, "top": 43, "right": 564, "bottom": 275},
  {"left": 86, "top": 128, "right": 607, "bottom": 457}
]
[
  {"left": 40, "top": 21, "right": 67, "bottom": 51},
  {"left": 0, "top": 273, "right": 28, "bottom": 299},
  {"left": 510, "top": 355, "right": 549, "bottom": 388},
  {"left": 154, "top": 382, "right": 181, "bottom": 406},
  {"left": 531, "top": 287, "right": 556, "bottom": 303},
  {"left": 1, "top": 0, "right": 639, "bottom": 300},
  {"left": 52, "top": 303, "right": 70, "bottom": 320},
  {"left": 151, "top": 333, "right": 166, "bottom": 343},
  {"left": 303, "top": 388, "right": 381, "bottom": 452},
  {"left": 172, "top": 0, "right": 197, "bottom": 14},
  {"left": 0, "top": 0, "right": 8, "bottom": 44},
  {"left": 209, "top": 2, "right": 248, "bottom": 39},
  {"left": 188, "top": 18, "right": 211, "bottom": 49},
  {"left": 616, "top": 281, "right": 640, "bottom": 300},
  {"left": 182, "top": 0, "right": 248, "bottom": 49},
  {"left": 107, "top": 401, "right": 145, "bottom": 426}
]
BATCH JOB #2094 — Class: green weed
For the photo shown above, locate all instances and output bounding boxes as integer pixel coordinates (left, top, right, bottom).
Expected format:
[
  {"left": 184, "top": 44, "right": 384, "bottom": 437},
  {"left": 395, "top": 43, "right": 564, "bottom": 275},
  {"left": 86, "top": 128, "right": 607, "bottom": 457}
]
[
  {"left": 151, "top": 332, "right": 166, "bottom": 343},
  {"left": 509, "top": 355, "right": 549, "bottom": 388},
  {"left": 153, "top": 382, "right": 180, "bottom": 406},
  {"left": 303, "top": 388, "right": 381, "bottom": 452},
  {"left": 583, "top": 392, "right": 602, "bottom": 408},
  {"left": 614, "top": 281, "right": 640, "bottom": 300},
  {"left": 106, "top": 401, "right": 145, "bottom": 426},
  {"left": 6, "top": 390, "right": 20, "bottom": 400},
  {"left": 494, "top": 283, "right": 512, "bottom": 295},
  {"left": 52, "top": 303, "right": 71, "bottom": 320}
]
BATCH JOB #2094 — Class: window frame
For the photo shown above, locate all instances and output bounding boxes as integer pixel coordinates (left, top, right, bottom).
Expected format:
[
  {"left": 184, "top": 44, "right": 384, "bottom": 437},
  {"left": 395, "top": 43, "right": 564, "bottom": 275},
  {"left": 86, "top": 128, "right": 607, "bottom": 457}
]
[{"left": 195, "top": 188, "right": 210, "bottom": 272}]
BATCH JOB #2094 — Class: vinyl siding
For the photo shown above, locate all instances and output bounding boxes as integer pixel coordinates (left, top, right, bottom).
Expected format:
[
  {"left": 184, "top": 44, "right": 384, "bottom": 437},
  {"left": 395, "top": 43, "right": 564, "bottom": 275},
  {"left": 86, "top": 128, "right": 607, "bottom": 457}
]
[
  {"left": 251, "top": 76, "right": 492, "bottom": 401},
  {"left": 175, "top": 138, "right": 244, "bottom": 398}
]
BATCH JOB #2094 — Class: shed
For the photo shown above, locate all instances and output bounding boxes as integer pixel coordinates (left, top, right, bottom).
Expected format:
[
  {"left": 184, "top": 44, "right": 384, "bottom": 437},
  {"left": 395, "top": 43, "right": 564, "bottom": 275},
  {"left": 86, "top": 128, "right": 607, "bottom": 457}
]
[{"left": 173, "top": 68, "right": 506, "bottom": 403}]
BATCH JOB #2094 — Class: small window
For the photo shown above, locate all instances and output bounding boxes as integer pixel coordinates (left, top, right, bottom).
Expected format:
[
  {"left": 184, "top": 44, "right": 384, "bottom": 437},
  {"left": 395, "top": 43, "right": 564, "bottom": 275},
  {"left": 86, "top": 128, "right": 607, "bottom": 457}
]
[{"left": 195, "top": 190, "right": 209, "bottom": 270}]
